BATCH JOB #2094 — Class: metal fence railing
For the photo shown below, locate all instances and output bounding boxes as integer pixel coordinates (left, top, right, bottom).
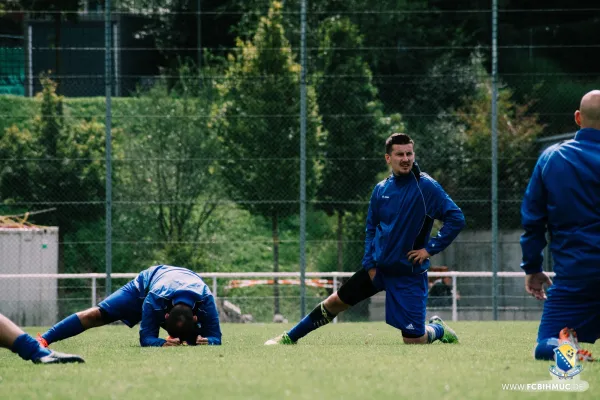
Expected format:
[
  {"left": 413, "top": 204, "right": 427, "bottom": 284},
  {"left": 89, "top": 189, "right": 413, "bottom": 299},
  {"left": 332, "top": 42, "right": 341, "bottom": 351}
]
[{"left": 0, "top": 271, "right": 552, "bottom": 326}]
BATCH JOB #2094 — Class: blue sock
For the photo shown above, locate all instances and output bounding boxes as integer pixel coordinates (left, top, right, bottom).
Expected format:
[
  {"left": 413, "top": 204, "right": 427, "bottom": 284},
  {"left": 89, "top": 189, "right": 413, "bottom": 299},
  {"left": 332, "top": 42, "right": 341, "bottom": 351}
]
[
  {"left": 425, "top": 323, "right": 444, "bottom": 343},
  {"left": 42, "top": 314, "right": 85, "bottom": 344},
  {"left": 534, "top": 338, "right": 559, "bottom": 360},
  {"left": 288, "top": 303, "right": 335, "bottom": 342},
  {"left": 12, "top": 333, "right": 51, "bottom": 361}
]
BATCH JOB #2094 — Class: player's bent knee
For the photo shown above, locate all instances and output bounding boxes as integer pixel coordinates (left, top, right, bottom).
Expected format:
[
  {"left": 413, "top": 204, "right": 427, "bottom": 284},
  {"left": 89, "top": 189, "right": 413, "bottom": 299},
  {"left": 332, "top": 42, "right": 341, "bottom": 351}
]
[
  {"left": 402, "top": 332, "right": 427, "bottom": 344},
  {"left": 321, "top": 292, "right": 349, "bottom": 315},
  {"left": 97, "top": 306, "right": 120, "bottom": 324},
  {"left": 333, "top": 292, "right": 348, "bottom": 305},
  {"left": 78, "top": 307, "right": 109, "bottom": 328},
  {"left": 326, "top": 292, "right": 348, "bottom": 307},
  {"left": 402, "top": 334, "right": 427, "bottom": 344}
]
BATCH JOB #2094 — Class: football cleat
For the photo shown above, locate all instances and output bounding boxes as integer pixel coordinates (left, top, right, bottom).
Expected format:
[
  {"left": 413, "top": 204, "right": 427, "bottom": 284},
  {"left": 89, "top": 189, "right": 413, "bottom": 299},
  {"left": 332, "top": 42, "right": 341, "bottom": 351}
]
[
  {"left": 559, "top": 327, "right": 594, "bottom": 362},
  {"left": 429, "top": 315, "right": 459, "bottom": 344},
  {"left": 36, "top": 333, "right": 49, "bottom": 348},
  {"left": 264, "top": 332, "right": 296, "bottom": 345},
  {"left": 33, "top": 351, "right": 85, "bottom": 364},
  {"left": 558, "top": 327, "right": 579, "bottom": 346}
]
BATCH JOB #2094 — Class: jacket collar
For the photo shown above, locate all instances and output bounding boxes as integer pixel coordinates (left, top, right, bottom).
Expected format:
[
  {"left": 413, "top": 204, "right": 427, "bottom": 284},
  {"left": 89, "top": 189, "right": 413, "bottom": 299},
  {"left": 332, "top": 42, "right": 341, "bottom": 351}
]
[
  {"left": 391, "top": 171, "right": 412, "bottom": 182},
  {"left": 390, "top": 161, "right": 421, "bottom": 182},
  {"left": 575, "top": 128, "right": 600, "bottom": 143}
]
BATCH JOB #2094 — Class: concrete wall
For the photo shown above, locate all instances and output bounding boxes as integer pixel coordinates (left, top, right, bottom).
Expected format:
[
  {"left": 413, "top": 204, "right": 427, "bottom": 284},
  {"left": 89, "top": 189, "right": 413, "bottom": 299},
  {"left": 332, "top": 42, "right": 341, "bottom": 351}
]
[
  {"left": 0, "top": 228, "right": 58, "bottom": 326},
  {"left": 431, "top": 229, "right": 523, "bottom": 273}
]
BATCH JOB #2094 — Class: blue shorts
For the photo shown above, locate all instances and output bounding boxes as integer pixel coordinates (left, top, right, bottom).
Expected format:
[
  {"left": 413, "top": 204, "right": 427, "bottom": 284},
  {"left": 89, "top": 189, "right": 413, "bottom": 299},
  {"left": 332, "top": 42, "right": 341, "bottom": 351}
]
[
  {"left": 337, "top": 268, "right": 428, "bottom": 336},
  {"left": 378, "top": 272, "right": 428, "bottom": 336},
  {"left": 537, "top": 283, "right": 600, "bottom": 343},
  {"left": 97, "top": 280, "right": 145, "bottom": 328}
]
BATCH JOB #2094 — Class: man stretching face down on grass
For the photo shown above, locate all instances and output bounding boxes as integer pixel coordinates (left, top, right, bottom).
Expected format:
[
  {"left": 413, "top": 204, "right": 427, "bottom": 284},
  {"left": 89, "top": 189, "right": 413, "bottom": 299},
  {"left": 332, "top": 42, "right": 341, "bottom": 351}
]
[
  {"left": 38, "top": 265, "right": 221, "bottom": 348},
  {"left": 266, "top": 133, "right": 465, "bottom": 345}
]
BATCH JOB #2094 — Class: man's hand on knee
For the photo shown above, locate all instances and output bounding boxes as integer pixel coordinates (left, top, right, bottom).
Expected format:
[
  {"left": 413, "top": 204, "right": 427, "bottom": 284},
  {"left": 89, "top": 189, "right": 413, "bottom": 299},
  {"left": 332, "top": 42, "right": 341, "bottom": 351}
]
[
  {"left": 368, "top": 268, "right": 377, "bottom": 281},
  {"left": 525, "top": 272, "right": 553, "bottom": 300}
]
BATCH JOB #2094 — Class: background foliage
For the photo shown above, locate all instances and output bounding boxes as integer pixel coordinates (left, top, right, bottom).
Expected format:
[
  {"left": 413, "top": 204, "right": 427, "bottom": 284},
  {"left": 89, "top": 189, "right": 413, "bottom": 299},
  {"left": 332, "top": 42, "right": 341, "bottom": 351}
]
[{"left": 1, "top": 0, "right": 597, "bottom": 320}]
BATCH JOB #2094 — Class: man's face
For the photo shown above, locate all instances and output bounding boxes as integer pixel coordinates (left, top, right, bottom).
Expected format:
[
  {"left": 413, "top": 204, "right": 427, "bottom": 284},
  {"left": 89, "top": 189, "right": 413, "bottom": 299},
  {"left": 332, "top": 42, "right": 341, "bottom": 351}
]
[{"left": 385, "top": 143, "right": 415, "bottom": 175}]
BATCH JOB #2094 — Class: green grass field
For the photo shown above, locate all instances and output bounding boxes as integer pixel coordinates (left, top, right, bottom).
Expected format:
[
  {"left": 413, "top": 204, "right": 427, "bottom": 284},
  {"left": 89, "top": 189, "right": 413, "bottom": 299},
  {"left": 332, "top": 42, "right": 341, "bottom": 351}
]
[{"left": 0, "top": 322, "right": 597, "bottom": 399}]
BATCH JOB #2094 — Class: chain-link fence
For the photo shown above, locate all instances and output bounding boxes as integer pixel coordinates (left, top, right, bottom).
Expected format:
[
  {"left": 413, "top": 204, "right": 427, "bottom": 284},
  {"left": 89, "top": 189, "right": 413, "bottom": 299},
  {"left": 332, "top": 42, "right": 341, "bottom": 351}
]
[{"left": 1, "top": 2, "right": 598, "bottom": 325}]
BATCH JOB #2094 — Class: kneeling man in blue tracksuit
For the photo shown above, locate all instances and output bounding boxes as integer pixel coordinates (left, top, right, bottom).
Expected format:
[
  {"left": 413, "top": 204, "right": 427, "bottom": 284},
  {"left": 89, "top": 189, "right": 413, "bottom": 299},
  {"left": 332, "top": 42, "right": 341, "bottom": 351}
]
[
  {"left": 265, "top": 133, "right": 466, "bottom": 345},
  {"left": 521, "top": 90, "right": 600, "bottom": 362}
]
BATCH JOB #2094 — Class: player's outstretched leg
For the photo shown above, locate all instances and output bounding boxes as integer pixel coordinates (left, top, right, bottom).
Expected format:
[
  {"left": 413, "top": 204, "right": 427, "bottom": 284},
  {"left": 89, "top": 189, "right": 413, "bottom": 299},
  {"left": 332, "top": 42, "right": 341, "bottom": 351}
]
[
  {"left": 265, "top": 300, "right": 341, "bottom": 345},
  {"left": 14, "top": 333, "right": 84, "bottom": 364},
  {"left": 38, "top": 313, "right": 87, "bottom": 347},
  {"left": 38, "top": 307, "right": 106, "bottom": 347},
  {"left": 428, "top": 315, "right": 459, "bottom": 344},
  {"left": 265, "top": 269, "right": 378, "bottom": 345}
]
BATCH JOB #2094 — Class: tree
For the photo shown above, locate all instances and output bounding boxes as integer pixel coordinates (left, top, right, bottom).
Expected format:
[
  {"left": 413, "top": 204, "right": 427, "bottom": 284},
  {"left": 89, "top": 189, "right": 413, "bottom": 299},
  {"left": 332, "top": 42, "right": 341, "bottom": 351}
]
[
  {"left": 215, "top": 1, "right": 322, "bottom": 315},
  {"left": 117, "top": 0, "right": 198, "bottom": 76},
  {"left": 117, "top": 66, "right": 221, "bottom": 268},
  {"left": 424, "top": 57, "right": 545, "bottom": 229},
  {"left": 315, "top": 17, "right": 399, "bottom": 272},
  {"left": 114, "top": 0, "right": 240, "bottom": 78},
  {"left": 228, "top": 0, "right": 478, "bottom": 115},
  {"left": 0, "top": 76, "right": 108, "bottom": 271},
  {"left": 407, "top": 52, "right": 485, "bottom": 187}
]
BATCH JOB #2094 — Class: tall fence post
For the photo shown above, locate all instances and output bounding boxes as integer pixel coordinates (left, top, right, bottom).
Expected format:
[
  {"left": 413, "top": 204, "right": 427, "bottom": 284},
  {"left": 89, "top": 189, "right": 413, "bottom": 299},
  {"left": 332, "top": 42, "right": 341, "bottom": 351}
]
[
  {"left": 104, "top": 0, "right": 113, "bottom": 296},
  {"left": 298, "top": 0, "right": 308, "bottom": 318},
  {"left": 26, "top": 23, "right": 33, "bottom": 97},
  {"left": 491, "top": 0, "right": 499, "bottom": 321},
  {"left": 91, "top": 277, "right": 97, "bottom": 308},
  {"left": 113, "top": 21, "right": 120, "bottom": 97},
  {"left": 332, "top": 274, "right": 338, "bottom": 324},
  {"left": 451, "top": 275, "right": 458, "bottom": 322},
  {"left": 212, "top": 276, "right": 217, "bottom": 299},
  {"left": 197, "top": 0, "right": 202, "bottom": 70}
]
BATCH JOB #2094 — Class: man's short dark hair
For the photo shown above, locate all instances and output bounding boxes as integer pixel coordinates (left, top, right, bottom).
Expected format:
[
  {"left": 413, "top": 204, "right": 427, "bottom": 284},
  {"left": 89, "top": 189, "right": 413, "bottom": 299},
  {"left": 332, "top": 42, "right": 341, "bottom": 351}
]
[
  {"left": 385, "top": 133, "right": 414, "bottom": 154},
  {"left": 165, "top": 303, "right": 197, "bottom": 343}
]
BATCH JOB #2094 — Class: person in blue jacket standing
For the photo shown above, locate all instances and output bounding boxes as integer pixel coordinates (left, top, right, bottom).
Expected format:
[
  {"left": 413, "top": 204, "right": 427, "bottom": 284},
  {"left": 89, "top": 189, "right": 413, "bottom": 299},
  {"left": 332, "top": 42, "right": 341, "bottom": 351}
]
[
  {"left": 37, "top": 265, "right": 221, "bottom": 347},
  {"left": 265, "top": 133, "right": 465, "bottom": 345},
  {"left": 521, "top": 90, "right": 600, "bottom": 361}
]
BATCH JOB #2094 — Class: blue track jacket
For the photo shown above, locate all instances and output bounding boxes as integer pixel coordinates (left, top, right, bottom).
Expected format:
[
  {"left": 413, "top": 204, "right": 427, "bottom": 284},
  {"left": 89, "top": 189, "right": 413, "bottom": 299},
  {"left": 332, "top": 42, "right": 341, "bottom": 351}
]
[
  {"left": 135, "top": 265, "right": 222, "bottom": 347},
  {"left": 520, "top": 128, "right": 600, "bottom": 281},
  {"left": 362, "top": 168, "right": 465, "bottom": 275}
]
